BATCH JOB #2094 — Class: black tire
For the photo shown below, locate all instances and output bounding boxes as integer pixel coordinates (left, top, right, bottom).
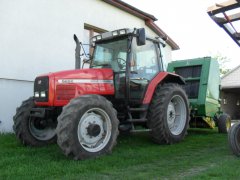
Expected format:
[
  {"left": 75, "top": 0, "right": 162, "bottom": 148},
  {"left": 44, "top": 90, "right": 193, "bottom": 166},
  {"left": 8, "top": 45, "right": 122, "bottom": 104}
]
[
  {"left": 13, "top": 97, "right": 57, "bottom": 146},
  {"left": 147, "top": 83, "right": 190, "bottom": 144},
  {"left": 56, "top": 95, "right": 119, "bottom": 160},
  {"left": 218, "top": 114, "right": 231, "bottom": 133},
  {"left": 228, "top": 122, "right": 240, "bottom": 156}
]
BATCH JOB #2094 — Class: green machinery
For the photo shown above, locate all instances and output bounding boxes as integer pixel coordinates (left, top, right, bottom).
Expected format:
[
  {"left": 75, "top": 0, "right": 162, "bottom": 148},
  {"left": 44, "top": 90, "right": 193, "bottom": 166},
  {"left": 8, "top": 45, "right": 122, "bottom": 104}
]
[{"left": 167, "top": 57, "right": 231, "bottom": 132}]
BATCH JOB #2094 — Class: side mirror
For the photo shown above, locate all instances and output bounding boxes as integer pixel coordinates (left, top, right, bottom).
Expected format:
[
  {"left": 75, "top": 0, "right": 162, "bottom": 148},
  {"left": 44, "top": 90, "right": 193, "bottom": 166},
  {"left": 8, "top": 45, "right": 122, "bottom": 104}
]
[{"left": 137, "top": 28, "right": 146, "bottom": 46}]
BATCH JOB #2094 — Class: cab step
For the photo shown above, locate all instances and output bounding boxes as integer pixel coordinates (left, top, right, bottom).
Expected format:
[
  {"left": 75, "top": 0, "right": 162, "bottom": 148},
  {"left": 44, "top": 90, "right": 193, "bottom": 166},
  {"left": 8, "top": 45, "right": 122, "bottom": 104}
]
[
  {"left": 127, "top": 118, "right": 147, "bottom": 123},
  {"left": 129, "top": 107, "right": 147, "bottom": 112}
]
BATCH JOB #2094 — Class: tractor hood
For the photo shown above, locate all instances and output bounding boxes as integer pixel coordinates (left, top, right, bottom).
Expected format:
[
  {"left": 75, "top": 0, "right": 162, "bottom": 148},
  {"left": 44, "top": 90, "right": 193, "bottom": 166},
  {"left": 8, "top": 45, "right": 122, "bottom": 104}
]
[
  {"left": 49, "top": 68, "right": 113, "bottom": 81},
  {"left": 35, "top": 68, "right": 114, "bottom": 106}
]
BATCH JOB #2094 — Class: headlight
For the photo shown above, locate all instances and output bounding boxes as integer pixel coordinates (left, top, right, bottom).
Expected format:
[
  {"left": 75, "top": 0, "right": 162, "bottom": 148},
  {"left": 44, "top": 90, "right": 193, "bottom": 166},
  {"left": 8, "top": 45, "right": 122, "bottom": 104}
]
[
  {"left": 34, "top": 92, "right": 40, "bottom": 98},
  {"left": 96, "top": 35, "right": 102, "bottom": 40},
  {"left": 119, "top": 29, "right": 126, "bottom": 35},
  {"left": 40, "top": 91, "right": 46, "bottom": 98},
  {"left": 92, "top": 37, "right": 97, "bottom": 42},
  {"left": 34, "top": 76, "right": 49, "bottom": 102},
  {"left": 112, "top": 31, "right": 118, "bottom": 36}
]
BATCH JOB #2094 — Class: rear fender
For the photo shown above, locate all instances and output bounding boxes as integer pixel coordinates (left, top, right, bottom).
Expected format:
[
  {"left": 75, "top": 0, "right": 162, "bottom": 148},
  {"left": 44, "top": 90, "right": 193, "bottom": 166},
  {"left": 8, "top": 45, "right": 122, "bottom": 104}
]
[{"left": 143, "top": 72, "right": 185, "bottom": 104}]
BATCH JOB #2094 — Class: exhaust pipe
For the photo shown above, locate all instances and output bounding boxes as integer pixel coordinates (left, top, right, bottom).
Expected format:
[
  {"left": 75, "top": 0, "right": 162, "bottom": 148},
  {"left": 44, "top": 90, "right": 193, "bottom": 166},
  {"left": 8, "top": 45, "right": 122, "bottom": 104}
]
[{"left": 73, "top": 34, "right": 81, "bottom": 69}]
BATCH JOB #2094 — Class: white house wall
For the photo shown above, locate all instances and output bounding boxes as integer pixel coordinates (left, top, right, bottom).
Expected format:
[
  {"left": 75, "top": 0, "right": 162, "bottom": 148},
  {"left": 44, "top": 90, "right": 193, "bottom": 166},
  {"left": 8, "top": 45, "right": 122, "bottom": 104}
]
[
  {"left": 0, "top": 79, "right": 33, "bottom": 132},
  {"left": 0, "top": 0, "right": 173, "bottom": 132}
]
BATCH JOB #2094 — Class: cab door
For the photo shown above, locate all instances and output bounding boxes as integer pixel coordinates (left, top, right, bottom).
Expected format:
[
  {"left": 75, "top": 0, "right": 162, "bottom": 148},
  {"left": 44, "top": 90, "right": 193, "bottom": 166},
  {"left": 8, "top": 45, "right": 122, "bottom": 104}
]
[{"left": 129, "top": 39, "right": 160, "bottom": 104}]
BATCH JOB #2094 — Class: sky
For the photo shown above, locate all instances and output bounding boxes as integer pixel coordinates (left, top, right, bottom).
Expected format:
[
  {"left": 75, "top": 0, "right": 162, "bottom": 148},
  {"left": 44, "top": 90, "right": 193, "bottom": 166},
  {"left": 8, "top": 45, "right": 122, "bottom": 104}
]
[{"left": 123, "top": 0, "right": 240, "bottom": 70}]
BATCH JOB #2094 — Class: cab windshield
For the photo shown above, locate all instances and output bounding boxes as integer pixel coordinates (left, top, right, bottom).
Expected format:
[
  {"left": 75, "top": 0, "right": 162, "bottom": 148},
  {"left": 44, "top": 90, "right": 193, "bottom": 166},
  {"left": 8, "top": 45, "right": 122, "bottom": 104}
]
[{"left": 91, "top": 38, "right": 128, "bottom": 72}]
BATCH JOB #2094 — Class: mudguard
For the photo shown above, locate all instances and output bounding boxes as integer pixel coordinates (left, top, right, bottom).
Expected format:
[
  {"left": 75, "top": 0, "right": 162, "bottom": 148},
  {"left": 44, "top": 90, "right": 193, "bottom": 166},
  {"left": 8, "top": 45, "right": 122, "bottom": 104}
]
[{"left": 143, "top": 72, "right": 185, "bottom": 104}]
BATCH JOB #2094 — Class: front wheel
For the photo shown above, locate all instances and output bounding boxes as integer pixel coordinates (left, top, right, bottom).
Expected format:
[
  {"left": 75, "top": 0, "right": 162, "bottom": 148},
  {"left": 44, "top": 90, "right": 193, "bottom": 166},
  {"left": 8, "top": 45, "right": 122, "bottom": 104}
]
[
  {"left": 147, "top": 83, "right": 190, "bottom": 144},
  {"left": 13, "top": 97, "right": 57, "bottom": 146},
  {"left": 56, "top": 95, "right": 119, "bottom": 160}
]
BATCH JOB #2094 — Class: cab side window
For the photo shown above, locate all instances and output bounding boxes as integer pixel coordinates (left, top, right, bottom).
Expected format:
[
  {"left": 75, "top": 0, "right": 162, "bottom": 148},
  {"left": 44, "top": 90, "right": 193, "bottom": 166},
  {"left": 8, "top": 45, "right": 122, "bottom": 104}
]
[{"left": 131, "top": 40, "right": 159, "bottom": 80}]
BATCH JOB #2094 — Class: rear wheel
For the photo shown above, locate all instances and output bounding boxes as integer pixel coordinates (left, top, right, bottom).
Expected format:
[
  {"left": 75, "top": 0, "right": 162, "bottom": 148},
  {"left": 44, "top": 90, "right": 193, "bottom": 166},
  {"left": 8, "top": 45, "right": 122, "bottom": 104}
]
[
  {"left": 148, "top": 83, "right": 189, "bottom": 144},
  {"left": 218, "top": 114, "right": 231, "bottom": 133},
  {"left": 13, "top": 97, "right": 57, "bottom": 146},
  {"left": 56, "top": 95, "right": 119, "bottom": 160},
  {"left": 228, "top": 122, "right": 240, "bottom": 156}
]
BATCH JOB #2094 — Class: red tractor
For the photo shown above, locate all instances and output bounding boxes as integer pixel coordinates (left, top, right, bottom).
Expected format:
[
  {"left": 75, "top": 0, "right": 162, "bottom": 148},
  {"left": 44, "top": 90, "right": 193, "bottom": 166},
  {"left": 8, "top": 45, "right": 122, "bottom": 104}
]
[{"left": 13, "top": 28, "right": 189, "bottom": 160}]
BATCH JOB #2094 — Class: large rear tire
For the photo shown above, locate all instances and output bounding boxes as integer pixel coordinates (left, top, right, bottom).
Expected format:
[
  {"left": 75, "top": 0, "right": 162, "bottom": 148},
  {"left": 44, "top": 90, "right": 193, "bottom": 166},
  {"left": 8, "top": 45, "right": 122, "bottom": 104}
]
[
  {"left": 56, "top": 95, "right": 119, "bottom": 160},
  {"left": 218, "top": 114, "right": 231, "bottom": 133},
  {"left": 147, "top": 83, "right": 189, "bottom": 144},
  {"left": 13, "top": 97, "right": 57, "bottom": 146},
  {"left": 228, "top": 122, "right": 240, "bottom": 156}
]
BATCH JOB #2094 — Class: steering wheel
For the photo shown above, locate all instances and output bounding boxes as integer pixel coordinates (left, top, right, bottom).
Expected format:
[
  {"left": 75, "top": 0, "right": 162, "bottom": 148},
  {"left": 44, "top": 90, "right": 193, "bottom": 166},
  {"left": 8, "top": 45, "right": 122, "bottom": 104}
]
[{"left": 116, "top": 58, "right": 126, "bottom": 69}]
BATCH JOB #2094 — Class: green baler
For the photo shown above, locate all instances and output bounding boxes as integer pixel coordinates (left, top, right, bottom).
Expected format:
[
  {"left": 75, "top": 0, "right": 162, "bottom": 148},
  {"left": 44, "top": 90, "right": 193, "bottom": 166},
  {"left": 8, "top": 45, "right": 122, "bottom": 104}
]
[{"left": 168, "top": 57, "right": 231, "bottom": 133}]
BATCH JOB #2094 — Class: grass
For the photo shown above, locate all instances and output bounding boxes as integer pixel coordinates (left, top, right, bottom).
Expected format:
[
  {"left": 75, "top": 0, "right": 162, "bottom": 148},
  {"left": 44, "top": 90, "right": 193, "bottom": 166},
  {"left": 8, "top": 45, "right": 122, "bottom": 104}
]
[{"left": 0, "top": 129, "right": 240, "bottom": 180}]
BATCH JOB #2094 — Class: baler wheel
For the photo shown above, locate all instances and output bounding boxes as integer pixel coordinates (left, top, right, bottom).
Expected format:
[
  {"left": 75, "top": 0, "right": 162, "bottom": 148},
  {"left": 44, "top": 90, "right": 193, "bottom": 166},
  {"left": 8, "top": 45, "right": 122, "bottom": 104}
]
[
  {"left": 218, "top": 114, "right": 231, "bottom": 133},
  {"left": 56, "top": 95, "right": 119, "bottom": 160},
  {"left": 147, "top": 83, "right": 190, "bottom": 144},
  {"left": 13, "top": 97, "right": 57, "bottom": 146},
  {"left": 228, "top": 122, "right": 240, "bottom": 156}
]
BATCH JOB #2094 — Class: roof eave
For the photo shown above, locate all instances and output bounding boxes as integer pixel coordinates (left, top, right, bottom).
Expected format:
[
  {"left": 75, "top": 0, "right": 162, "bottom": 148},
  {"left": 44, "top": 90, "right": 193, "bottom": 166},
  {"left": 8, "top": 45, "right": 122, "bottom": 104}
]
[
  {"left": 102, "top": 0, "right": 179, "bottom": 50},
  {"left": 221, "top": 64, "right": 240, "bottom": 79},
  {"left": 221, "top": 85, "right": 240, "bottom": 89},
  {"left": 102, "top": 0, "right": 157, "bottom": 21},
  {"left": 207, "top": 0, "right": 240, "bottom": 15}
]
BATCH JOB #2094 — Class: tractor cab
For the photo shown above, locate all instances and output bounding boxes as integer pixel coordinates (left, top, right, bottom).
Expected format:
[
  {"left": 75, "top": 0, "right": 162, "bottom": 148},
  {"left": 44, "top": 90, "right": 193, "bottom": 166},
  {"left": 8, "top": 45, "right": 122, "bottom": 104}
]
[{"left": 89, "top": 28, "right": 167, "bottom": 104}]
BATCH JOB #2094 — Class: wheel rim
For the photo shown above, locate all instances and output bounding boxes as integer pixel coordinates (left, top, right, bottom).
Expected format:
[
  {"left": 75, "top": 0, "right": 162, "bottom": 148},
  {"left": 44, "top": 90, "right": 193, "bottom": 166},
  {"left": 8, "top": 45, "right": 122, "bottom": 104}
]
[
  {"left": 167, "top": 95, "right": 187, "bottom": 135},
  {"left": 29, "top": 117, "right": 56, "bottom": 141},
  {"left": 77, "top": 108, "right": 112, "bottom": 153}
]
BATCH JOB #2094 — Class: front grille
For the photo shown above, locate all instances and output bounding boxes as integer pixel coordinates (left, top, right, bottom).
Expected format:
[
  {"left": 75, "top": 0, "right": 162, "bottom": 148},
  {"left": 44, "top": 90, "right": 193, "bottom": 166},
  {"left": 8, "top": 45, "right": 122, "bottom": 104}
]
[
  {"left": 56, "top": 85, "right": 76, "bottom": 101},
  {"left": 34, "top": 76, "right": 49, "bottom": 102}
]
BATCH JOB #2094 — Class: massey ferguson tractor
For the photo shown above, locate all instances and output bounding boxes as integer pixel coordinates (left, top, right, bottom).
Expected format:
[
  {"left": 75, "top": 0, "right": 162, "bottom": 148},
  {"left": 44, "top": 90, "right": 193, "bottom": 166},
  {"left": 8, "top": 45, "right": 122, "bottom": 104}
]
[{"left": 13, "top": 28, "right": 189, "bottom": 160}]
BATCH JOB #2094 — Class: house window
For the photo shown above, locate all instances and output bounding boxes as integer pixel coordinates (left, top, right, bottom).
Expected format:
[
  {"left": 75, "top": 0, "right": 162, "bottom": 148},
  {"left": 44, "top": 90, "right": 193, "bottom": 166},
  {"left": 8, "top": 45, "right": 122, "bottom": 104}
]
[{"left": 83, "top": 24, "right": 107, "bottom": 58}]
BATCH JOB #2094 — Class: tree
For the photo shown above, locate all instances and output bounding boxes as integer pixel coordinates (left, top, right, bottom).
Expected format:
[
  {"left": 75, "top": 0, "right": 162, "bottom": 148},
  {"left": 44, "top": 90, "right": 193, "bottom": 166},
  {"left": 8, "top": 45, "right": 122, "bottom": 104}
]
[{"left": 212, "top": 53, "right": 231, "bottom": 76}]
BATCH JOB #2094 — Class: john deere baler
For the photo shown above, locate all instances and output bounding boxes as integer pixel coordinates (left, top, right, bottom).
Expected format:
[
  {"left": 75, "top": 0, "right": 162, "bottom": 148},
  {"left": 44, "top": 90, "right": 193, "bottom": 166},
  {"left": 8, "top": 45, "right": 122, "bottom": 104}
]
[{"left": 168, "top": 57, "right": 230, "bottom": 132}]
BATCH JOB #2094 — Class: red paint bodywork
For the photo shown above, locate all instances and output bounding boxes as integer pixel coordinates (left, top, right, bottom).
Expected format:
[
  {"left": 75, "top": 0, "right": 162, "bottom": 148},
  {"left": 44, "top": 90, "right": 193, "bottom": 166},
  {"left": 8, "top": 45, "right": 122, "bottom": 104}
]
[
  {"left": 35, "top": 68, "right": 183, "bottom": 107},
  {"left": 143, "top": 72, "right": 184, "bottom": 104},
  {"left": 35, "top": 68, "right": 114, "bottom": 107}
]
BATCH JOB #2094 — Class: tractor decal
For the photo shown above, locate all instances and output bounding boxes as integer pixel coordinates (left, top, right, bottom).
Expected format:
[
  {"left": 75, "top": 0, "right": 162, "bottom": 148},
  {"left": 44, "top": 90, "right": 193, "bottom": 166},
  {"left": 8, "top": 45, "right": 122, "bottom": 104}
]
[{"left": 57, "top": 79, "right": 113, "bottom": 84}]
